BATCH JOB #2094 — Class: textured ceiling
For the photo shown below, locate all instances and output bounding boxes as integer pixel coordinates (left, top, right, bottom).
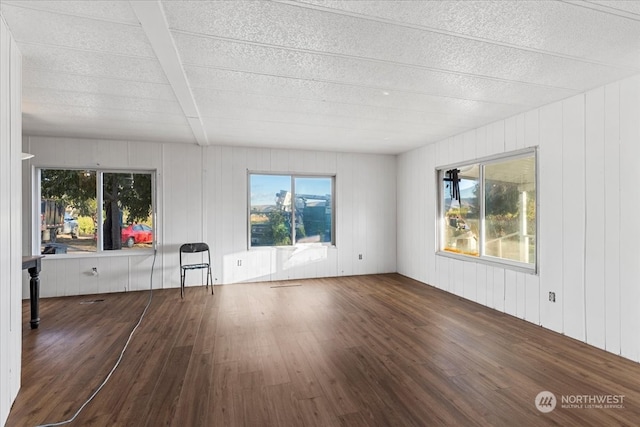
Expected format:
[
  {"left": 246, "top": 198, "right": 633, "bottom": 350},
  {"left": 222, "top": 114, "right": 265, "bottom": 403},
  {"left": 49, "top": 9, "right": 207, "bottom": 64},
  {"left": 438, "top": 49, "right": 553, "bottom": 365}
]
[{"left": 1, "top": 0, "right": 639, "bottom": 154}]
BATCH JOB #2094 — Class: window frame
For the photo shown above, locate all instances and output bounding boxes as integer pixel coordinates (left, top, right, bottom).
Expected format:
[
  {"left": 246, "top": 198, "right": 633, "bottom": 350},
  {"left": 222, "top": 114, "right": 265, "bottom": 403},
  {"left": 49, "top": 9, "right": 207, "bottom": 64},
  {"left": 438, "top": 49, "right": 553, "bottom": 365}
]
[
  {"left": 34, "top": 167, "right": 157, "bottom": 257},
  {"left": 247, "top": 172, "right": 336, "bottom": 248},
  {"left": 436, "top": 148, "right": 538, "bottom": 274}
]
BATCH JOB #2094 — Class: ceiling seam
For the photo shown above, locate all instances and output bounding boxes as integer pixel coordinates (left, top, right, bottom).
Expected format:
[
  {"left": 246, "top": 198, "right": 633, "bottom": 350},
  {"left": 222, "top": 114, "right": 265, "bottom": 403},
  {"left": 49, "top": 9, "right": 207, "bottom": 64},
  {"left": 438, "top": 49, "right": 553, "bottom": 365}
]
[
  {"left": 22, "top": 107, "right": 190, "bottom": 125},
  {"left": 20, "top": 68, "right": 535, "bottom": 118},
  {"left": 274, "top": 0, "right": 640, "bottom": 72},
  {"left": 22, "top": 86, "right": 184, "bottom": 105},
  {"left": 12, "top": 40, "right": 159, "bottom": 61},
  {"left": 23, "top": 128, "right": 192, "bottom": 139},
  {"left": 196, "top": 107, "right": 472, "bottom": 129},
  {"left": 21, "top": 112, "right": 190, "bottom": 126},
  {"left": 183, "top": 62, "right": 581, "bottom": 103},
  {"left": 20, "top": 64, "right": 174, "bottom": 87},
  {"left": 22, "top": 79, "right": 525, "bottom": 118},
  {"left": 172, "top": 30, "right": 635, "bottom": 92},
  {"left": 0, "top": 2, "right": 143, "bottom": 27},
  {"left": 23, "top": 91, "right": 474, "bottom": 127},
  {"left": 562, "top": 0, "right": 640, "bottom": 21},
  {"left": 23, "top": 121, "right": 192, "bottom": 133},
  {"left": 182, "top": 86, "right": 524, "bottom": 117},
  {"left": 194, "top": 113, "right": 465, "bottom": 135}
]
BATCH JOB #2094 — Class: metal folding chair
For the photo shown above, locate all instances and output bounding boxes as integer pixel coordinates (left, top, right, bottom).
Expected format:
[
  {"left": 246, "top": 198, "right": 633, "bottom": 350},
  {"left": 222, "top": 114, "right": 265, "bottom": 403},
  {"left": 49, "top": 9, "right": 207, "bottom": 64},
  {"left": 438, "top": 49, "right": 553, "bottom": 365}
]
[{"left": 179, "top": 242, "right": 214, "bottom": 298}]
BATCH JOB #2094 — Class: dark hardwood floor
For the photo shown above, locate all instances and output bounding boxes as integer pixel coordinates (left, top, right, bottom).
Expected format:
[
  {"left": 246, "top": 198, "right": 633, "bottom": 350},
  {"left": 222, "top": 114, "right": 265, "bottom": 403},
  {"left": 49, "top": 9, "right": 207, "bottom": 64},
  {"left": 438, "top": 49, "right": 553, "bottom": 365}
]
[{"left": 7, "top": 274, "right": 640, "bottom": 426}]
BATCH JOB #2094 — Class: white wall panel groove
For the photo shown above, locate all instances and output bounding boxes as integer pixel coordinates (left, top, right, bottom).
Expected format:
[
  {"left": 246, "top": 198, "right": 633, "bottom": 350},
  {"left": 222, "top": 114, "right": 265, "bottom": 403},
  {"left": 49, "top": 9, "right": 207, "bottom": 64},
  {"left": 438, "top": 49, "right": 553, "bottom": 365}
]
[
  {"left": 492, "top": 268, "right": 505, "bottom": 313},
  {"left": 463, "top": 261, "right": 477, "bottom": 302},
  {"left": 561, "top": 95, "right": 586, "bottom": 341},
  {"left": 452, "top": 259, "right": 464, "bottom": 297},
  {"left": 504, "top": 115, "right": 517, "bottom": 153},
  {"left": 485, "top": 266, "right": 495, "bottom": 310},
  {"left": 424, "top": 145, "right": 437, "bottom": 286},
  {"left": 524, "top": 274, "right": 540, "bottom": 325},
  {"left": 504, "top": 269, "right": 517, "bottom": 316},
  {"left": 603, "top": 82, "right": 621, "bottom": 355},
  {"left": 475, "top": 263, "right": 487, "bottom": 307},
  {"left": 585, "top": 86, "right": 607, "bottom": 350},
  {"left": 516, "top": 272, "right": 526, "bottom": 320},
  {"left": 538, "top": 101, "right": 564, "bottom": 333},
  {"left": 618, "top": 76, "right": 640, "bottom": 362}
]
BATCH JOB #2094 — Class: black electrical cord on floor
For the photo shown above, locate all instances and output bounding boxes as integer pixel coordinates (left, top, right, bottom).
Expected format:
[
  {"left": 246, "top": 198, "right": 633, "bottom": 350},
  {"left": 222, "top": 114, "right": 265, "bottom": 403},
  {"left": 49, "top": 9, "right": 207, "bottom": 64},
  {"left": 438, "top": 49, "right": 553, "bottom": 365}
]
[{"left": 36, "top": 248, "right": 158, "bottom": 427}]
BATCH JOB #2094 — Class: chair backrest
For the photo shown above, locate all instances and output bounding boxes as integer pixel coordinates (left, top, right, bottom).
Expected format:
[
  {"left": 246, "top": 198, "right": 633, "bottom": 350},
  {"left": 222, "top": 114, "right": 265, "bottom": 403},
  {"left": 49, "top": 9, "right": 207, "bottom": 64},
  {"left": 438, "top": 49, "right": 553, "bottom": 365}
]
[
  {"left": 180, "top": 242, "right": 211, "bottom": 266},
  {"left": 180, "top": 242, "right": 209, "bottom": 253}
]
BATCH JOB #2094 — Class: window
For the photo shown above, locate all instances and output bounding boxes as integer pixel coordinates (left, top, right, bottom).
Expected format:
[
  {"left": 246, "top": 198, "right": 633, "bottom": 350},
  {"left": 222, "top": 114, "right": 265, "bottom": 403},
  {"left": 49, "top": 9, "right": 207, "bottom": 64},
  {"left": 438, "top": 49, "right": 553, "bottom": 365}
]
[
  {"left": 438, "top": 150, "right": 536, "bottom": 271},
  {"left": 249, "top": 174, "right": 334, "bottom": 247},
  {"left": 38, "top": 168, "right": 155, "bottom": 255}
]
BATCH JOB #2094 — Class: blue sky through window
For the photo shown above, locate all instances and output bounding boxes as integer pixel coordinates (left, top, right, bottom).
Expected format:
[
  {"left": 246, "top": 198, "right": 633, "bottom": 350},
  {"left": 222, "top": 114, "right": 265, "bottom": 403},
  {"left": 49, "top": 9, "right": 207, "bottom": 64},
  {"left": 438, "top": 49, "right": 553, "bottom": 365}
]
[
  {"left": 295, "top": 177, "right": 331, "bottom": 197},
  {"left": 251, "top": 174, "right": 290, "bottom": 206},
  {"left": 251, "top": 175, "right": 332, "bottom": 205}
]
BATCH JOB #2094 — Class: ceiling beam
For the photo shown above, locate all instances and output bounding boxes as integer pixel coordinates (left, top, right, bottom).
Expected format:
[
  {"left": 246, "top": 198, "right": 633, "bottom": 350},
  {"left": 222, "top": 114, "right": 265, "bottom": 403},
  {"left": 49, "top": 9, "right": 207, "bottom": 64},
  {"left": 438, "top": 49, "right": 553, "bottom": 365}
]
[{"left": 130, "top": 0, "right": 208, "bottom": 146}]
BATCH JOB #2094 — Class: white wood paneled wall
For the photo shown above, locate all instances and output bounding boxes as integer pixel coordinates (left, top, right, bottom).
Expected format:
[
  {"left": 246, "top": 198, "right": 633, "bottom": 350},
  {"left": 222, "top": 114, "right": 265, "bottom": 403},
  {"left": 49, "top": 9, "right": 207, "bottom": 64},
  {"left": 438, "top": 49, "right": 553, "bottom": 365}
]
[
  {"left": 21, "top": 138, "right": 397, "bottom": 297},
  {"left": 20, "top": 138, "right": 163, "bottom": 298},
  {"left": 198, "top": 147, "right": 397, "bottom": 284},
  {"left": 397, "top": 74, "right": 640, "bottom": 363},
  {"left": 0, "top": 16, "right": 22, "bottom": 427}
]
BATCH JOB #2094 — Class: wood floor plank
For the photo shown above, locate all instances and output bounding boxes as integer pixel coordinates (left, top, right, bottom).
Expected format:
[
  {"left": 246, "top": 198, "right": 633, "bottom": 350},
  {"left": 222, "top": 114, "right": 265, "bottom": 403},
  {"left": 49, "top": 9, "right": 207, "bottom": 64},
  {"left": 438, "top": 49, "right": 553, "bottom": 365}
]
[
  {"left": 297, "top": 395, "right": 341, "bottom": 427},
  {"left": 208, "top": 361, "right": 239, "bottom": 426},
  {"left": 170, "top": 353, "right": 212, "bottom": 427},
  {"left": 234, "top": 384, "right": 273, "bottom": 427},
  {"left": 295, "top": 331, "right": 359, "bottom": 417},
  {"left": 279, "top": 335, "right": 325, "bottom": 400},
  {"left": 264, "top": 383, "right": 306, "bottom": 427},
  {"left": 7, "top": 274, "right": 640, "bottom": 426},
  {"left": 143, "top": 345, "right": 193, "bottom": 427},
  {"left": 259, "top": 343, "right": 291, "bottom": 386}
]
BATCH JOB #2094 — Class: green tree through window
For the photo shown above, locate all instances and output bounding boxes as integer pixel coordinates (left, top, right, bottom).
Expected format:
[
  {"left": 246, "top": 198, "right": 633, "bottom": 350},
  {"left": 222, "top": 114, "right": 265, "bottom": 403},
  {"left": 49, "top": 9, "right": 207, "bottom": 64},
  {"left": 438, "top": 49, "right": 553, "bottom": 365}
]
[{"left": 39, "top": 168, "right": 154, "bottom": 254}]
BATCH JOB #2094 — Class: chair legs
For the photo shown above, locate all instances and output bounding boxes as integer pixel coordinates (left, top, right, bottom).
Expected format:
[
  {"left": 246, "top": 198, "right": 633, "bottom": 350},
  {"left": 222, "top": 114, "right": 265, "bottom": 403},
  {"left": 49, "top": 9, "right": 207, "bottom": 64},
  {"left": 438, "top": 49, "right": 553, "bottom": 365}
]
[
  {"left": 181, "top": 267, "right": 214, "bottom": 299},
  {"left": 180, "top": 268, "right": 185, "bottom": 299},
  {"left": 206, "top": 266, "right": 214, "bottom": 295}
]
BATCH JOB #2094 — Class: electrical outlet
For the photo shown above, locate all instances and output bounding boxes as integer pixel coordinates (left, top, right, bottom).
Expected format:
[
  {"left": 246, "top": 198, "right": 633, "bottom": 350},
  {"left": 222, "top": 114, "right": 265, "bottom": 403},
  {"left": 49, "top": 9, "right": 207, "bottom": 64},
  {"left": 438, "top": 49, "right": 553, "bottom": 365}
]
[
  {"left": 237, "top": 259, "right": 242, "bottom": 267},
  {"left": 358, "top": 254, "right": 363, "bottom": 260},
  {"left": 549, "top": 292, "right": 556, "bottom": 303}
]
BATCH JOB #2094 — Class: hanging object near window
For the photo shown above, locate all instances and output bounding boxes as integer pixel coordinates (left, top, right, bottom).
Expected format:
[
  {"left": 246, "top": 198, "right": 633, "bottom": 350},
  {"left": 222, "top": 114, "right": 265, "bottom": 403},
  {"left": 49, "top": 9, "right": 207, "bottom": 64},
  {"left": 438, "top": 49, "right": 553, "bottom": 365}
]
[{"left": 444, "top": 168, "right": 461, "bottom": 204}]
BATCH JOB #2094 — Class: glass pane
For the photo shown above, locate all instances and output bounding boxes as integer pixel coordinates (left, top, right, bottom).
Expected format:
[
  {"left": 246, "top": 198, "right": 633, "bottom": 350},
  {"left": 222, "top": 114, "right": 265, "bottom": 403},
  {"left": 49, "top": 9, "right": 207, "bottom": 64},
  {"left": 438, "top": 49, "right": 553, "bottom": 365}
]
[
  {"left": 103, "top": 172, "right": 153, "bottom": 250},
  {"left": 294, "top": 177, "right": 332, "bottom": 244},
  {"left": 250, "top": 174, "right": 292, "bottom": 246},
  {"left": 40, "top": 169, "right": 97, "bottom": 254},
  {"left": 484, "top": 156, "right": 536, "bottom": 264},
  {"left": 442, "top": 166, "right": 480, "bottom": 256}
]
